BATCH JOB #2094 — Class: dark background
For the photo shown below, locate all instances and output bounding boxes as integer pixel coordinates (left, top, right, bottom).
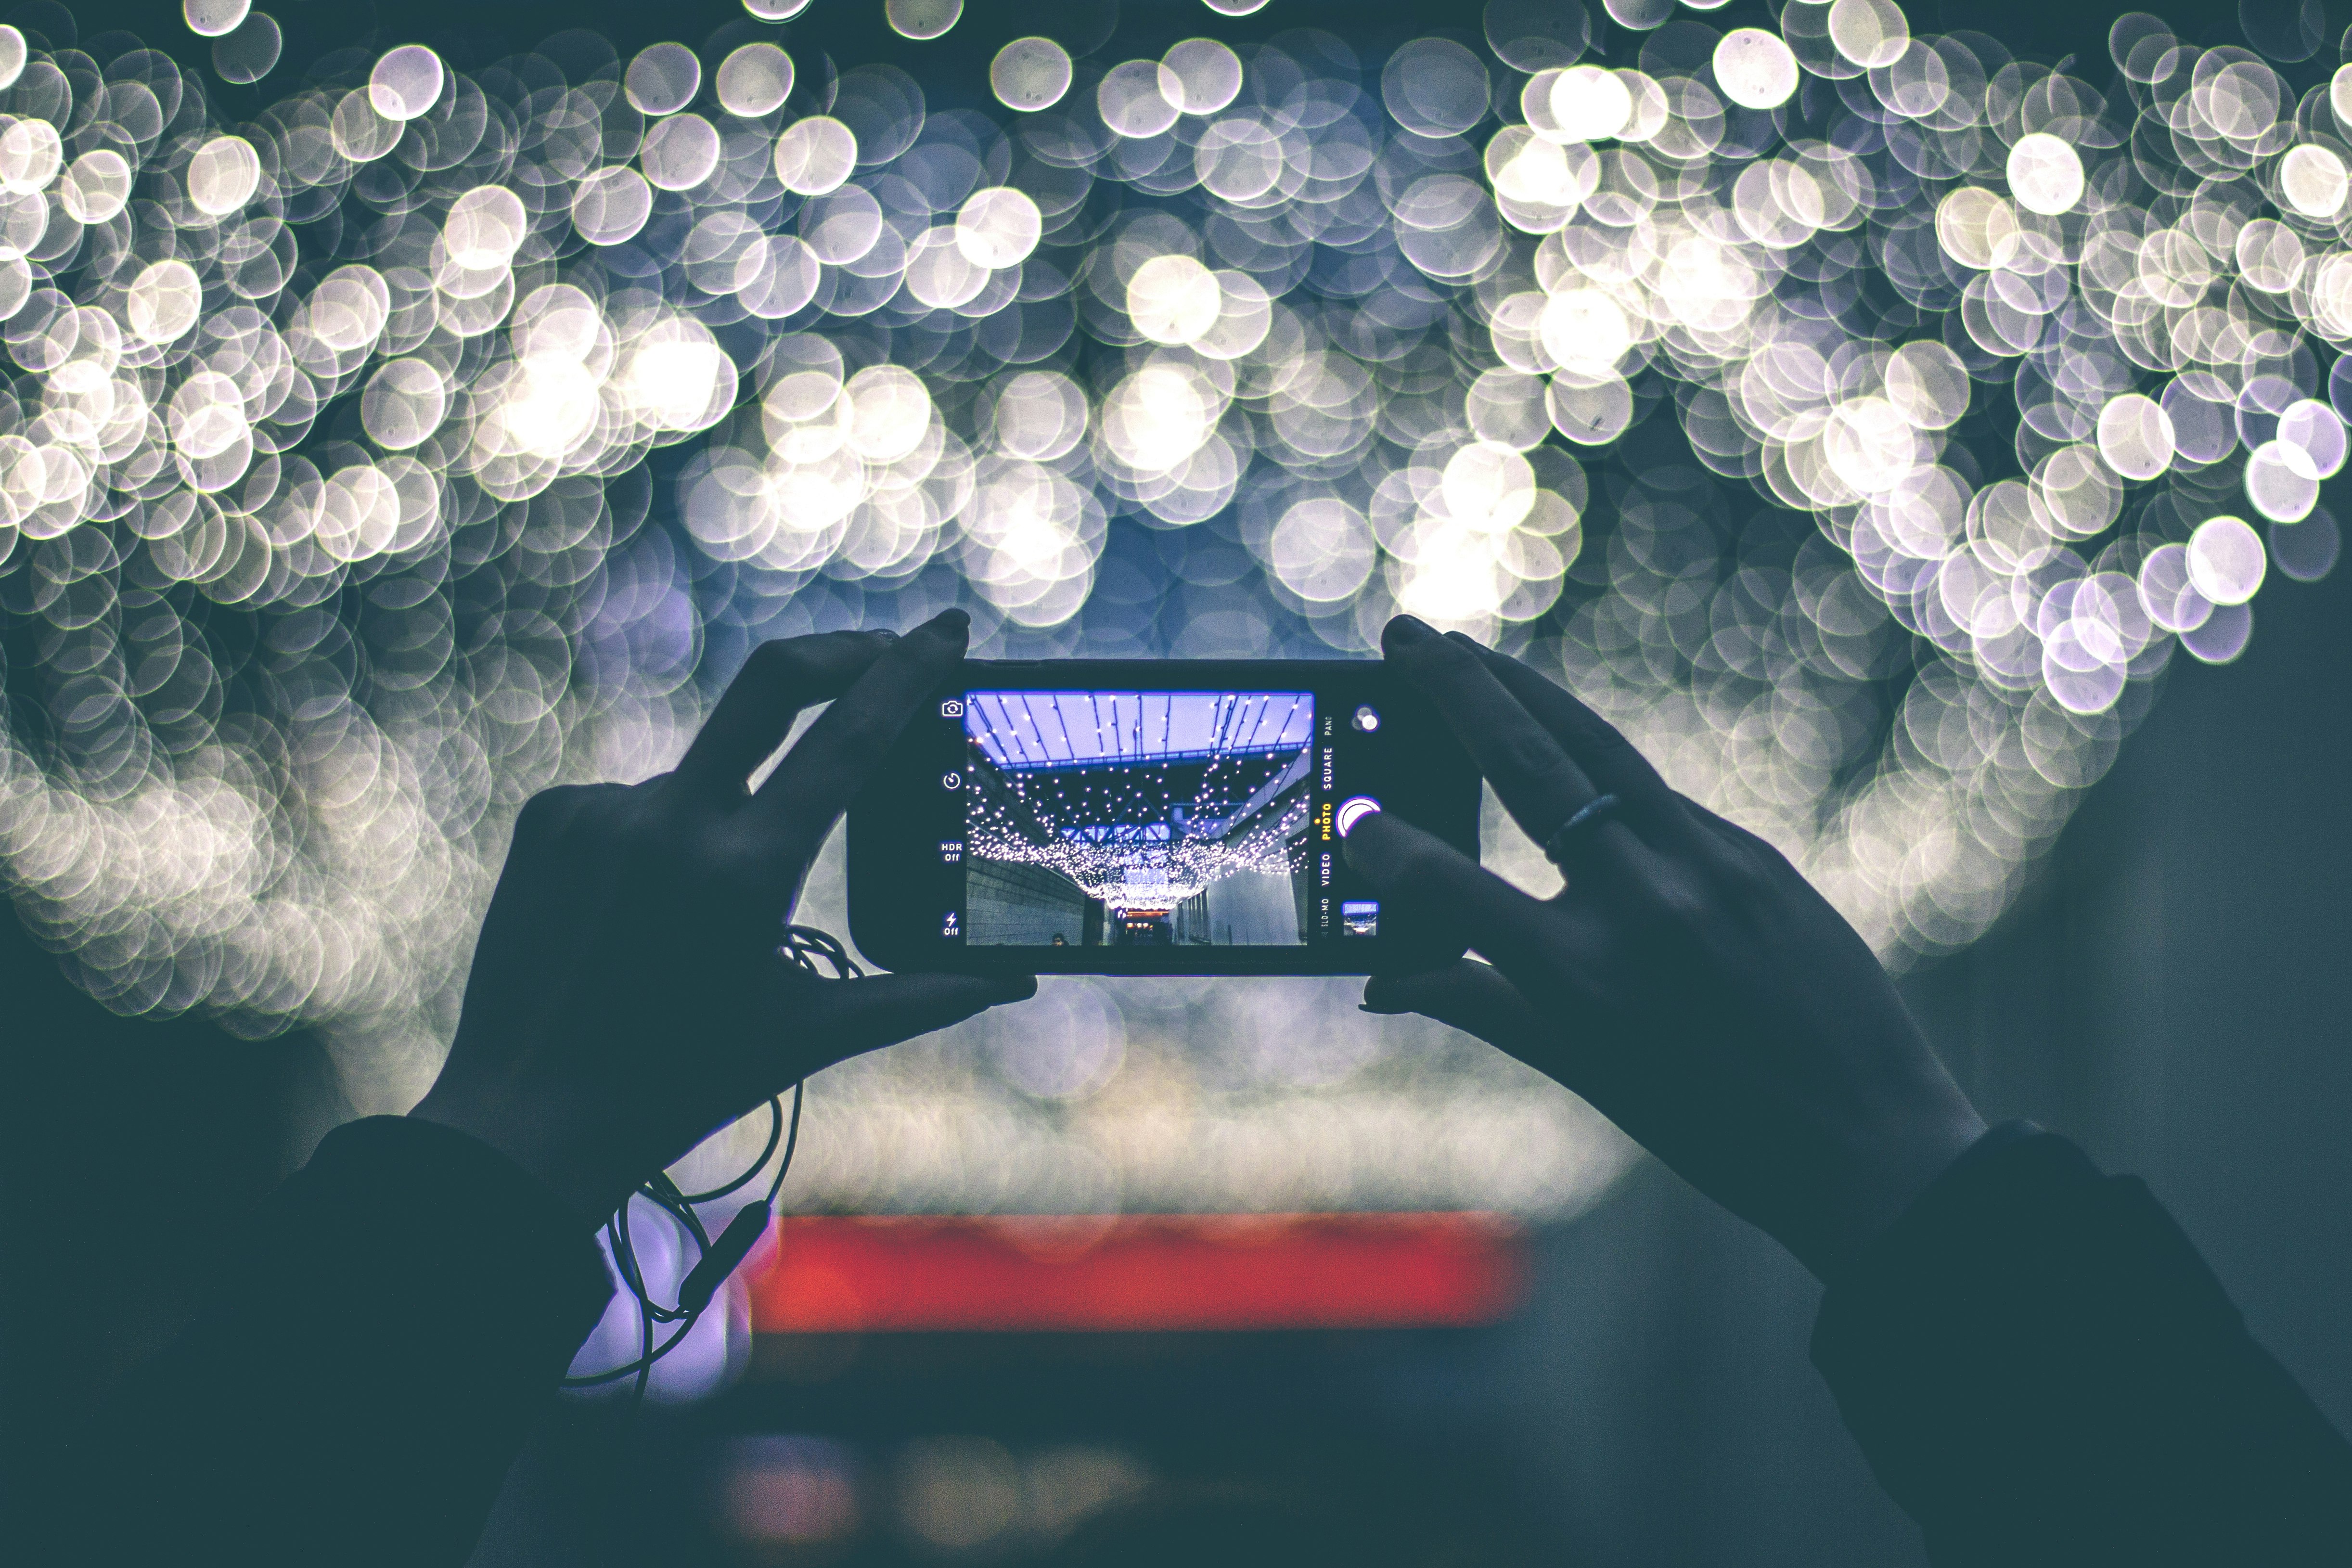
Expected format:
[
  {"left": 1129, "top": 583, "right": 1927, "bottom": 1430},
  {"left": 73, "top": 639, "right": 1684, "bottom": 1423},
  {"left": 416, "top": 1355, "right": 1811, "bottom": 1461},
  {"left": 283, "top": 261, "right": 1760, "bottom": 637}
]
[{"left": 5, "top": 0, "right": 2347, "bottom": 1564}]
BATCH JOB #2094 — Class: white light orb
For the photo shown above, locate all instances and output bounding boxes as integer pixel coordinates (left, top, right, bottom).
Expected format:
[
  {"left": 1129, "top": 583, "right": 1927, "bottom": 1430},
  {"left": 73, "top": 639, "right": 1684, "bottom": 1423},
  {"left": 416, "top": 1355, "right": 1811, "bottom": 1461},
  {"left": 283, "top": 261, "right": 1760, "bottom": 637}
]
[
  {"left": 991, "top": 38, "right": 1073, "bottom": 113},
  {"left": 626, "top": 42, "right": 702, "bottom": 116},
  {"left": 1712, "top": 29, "right": 1799, "bottom": 111},
  {"left": 2276, "top": 399, "right": 2348, "bottom": 480},
  {"left": 183, "top": 0, "right": 251, "bottom": 37},
  {"left": 1161, "top": 39, "right": 1244, "bottom": 116},
  {"left": 2006, "top": 133, "right": 2083, "bottom": 215},
  {"left": 955, "top": 187, "right": 1042, "bottom": 270},
  {"left": 362, "top": 360, "right": 451, "bottom": 451},
  {"left": 369, "top": 45, "right": 445, "bottom": 121},
  {"left": 2243, "top": 442, "right": 2320, "bottom": 523},
  {"left": 2280, "top": 144, "right": 2349, "bottom": 219},
  {"left": 444, "top": 185, "right": 527, "bottom": 269},
  {"left": 642, "top": 114, "right": 721, "bottom": 192},
  {"left": 572, "top": 167, "right": 653, "bottom": 246},
  {"left": 128, "top": 259, "right": 203, "bottom": 345},
  {"left": 1126, "top": 254, "right": 1221, "bottom": 346},
  {"left": 774, "top": 117, "right": 857, "bottom": 196},
  {"left": 887, "top": 0, "right": 963, "bottom": 39},
  {"left": 717, "top": 44, "right": 794, "bottom": 117},
  {"left": 1549, "top": 66, "right": 1632, "bottom": 142},
  {"left": 186, "top": 135, "right": 262, "bottom": 216},
  {"left": 2187, "top": 515, "right": 2266, "bottom": 604},
  {"left": 1827, "top": 0, "right": 1908, "bottom": 70},
  {"left": 58, "top": 151, "right": 131, "bottom": 224},
  {"left": 2095, "top": 393, "right": 2175, "bottom": 481}
]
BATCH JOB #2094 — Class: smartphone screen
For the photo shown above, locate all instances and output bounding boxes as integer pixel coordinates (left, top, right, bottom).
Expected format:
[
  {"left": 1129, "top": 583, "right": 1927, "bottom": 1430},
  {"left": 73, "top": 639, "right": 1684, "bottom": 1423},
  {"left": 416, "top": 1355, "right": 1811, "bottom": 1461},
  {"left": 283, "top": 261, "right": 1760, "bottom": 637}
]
[{"left": 848, "top": 661, "right": 1478, "bottom": 976}]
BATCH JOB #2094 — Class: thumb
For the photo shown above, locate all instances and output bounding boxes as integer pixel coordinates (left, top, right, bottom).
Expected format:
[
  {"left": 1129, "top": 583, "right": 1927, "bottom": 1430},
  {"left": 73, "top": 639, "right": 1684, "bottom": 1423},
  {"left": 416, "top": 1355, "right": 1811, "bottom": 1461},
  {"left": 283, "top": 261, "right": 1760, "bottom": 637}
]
[
  {"left": 1363, "top": 959, "right": 1544, "bottom": 1050},
  {"left": 805, "top": 972, "right": 1038, "bottom": 1063}
]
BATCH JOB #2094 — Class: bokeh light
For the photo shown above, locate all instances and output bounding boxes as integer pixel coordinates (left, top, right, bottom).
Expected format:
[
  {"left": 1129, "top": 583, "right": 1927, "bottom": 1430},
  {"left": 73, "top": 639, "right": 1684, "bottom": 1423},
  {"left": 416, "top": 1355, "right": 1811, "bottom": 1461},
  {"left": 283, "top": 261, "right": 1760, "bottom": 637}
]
[{"left": 0, "top": 3, "right": 2341, "bottom": 1221}]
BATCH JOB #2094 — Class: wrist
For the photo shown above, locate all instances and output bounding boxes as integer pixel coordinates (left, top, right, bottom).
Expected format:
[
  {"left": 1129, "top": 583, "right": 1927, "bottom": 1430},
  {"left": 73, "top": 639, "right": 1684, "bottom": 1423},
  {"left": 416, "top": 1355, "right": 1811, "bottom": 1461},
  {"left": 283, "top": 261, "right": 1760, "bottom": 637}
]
[
  {"left": 1814, "top": 1106, "right": 1991, "bottom": 1281},
  {"left": 406, "top": 1088, "right": 629, "bottom": 1231}
]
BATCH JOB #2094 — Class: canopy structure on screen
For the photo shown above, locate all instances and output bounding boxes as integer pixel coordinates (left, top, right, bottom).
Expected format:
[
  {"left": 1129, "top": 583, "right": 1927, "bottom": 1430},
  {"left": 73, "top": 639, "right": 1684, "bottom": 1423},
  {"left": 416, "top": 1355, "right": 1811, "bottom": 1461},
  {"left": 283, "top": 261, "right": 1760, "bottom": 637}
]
[{"left": 963, "top": 690, "right": 1314, "bottom": 937}]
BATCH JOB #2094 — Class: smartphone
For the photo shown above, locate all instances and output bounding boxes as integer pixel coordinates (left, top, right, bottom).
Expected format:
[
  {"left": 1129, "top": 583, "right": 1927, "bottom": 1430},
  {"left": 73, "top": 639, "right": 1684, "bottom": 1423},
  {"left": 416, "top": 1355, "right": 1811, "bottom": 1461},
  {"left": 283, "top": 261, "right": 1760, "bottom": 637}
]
[{"left": 847, "top": 660, "right": 1480, "bottom": 976}]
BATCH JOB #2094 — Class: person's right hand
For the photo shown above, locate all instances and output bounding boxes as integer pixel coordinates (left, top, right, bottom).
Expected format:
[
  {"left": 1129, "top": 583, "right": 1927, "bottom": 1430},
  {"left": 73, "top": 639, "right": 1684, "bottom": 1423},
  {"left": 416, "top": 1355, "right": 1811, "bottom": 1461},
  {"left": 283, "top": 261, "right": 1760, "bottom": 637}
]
[
  {"left": 412, "top": 610, "right": 1032, "bottom": 1228},
  {"left": 1350, "top": 617, "right": 1986, "bottom": 1281}
]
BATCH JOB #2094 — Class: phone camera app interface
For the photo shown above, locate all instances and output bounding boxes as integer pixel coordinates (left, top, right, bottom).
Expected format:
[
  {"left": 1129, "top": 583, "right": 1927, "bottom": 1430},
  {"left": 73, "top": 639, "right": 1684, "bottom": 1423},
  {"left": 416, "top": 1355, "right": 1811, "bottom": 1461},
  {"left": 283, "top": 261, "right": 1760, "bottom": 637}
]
[{"left": 957, "top": 690, "right": 1318, "bottom": 949}]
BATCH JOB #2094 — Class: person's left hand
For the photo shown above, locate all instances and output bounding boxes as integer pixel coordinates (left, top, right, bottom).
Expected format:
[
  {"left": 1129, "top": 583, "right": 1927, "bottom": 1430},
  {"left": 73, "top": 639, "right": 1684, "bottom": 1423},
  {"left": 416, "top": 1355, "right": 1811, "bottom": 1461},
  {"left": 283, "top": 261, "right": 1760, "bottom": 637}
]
[{"left": 411, "top": 610, "right": 1031, "bottom": 1226}]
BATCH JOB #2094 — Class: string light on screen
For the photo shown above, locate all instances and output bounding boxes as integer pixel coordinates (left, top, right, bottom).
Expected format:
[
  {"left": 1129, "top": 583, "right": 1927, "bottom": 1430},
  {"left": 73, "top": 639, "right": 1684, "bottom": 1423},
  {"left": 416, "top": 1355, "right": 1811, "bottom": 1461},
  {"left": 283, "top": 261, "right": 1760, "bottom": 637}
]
[
  {"left": 0, "top": 2, "right": 2338, "bottom": 1223},
  {"left": 963, "top": 689, "right": 1314, "bottom": 903}
]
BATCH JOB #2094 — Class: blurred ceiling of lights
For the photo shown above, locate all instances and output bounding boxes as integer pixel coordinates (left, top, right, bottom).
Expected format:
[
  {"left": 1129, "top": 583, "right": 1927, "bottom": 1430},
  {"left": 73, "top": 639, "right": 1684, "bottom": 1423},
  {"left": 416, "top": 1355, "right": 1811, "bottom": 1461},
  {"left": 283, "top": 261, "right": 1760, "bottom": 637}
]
[{"left": 0, "top": 0, "right": 2339, "bottom": 1218}]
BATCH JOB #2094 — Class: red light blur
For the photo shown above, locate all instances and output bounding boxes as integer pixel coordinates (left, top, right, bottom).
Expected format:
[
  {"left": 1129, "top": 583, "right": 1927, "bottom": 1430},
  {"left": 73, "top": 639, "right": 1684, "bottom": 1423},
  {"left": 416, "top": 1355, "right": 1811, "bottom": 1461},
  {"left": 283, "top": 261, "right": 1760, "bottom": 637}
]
[{"left": 749, "top": 1212, "right": 1527, "bottom": 1333}]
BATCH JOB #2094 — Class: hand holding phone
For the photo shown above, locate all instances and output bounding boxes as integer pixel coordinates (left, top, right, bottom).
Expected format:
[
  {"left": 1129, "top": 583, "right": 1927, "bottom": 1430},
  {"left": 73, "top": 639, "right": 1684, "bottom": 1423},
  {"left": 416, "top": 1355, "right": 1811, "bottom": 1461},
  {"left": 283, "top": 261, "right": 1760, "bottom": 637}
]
[
  {"left": 413, "top": 614, "right": 1034, "bottom": 1225},
  {"left": 848, "top": 659, "right": 1481, "bottom": 976},
  {"left": 1349, "top": 618, "right": 1987, "bottom": 1282}
]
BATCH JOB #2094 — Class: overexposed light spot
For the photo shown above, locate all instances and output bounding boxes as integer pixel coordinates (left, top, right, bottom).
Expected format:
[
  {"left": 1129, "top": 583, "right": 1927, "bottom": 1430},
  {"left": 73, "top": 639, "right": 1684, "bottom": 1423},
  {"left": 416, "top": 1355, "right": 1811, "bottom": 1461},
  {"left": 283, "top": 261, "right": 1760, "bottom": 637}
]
[
  {"left": 2244, "top": 443, "right": 2320, "bottom": 522},
  {"left": 2280, "top": 144, "right": 2349, "bottom": 218},
  {"left": 2006, "top": 134, "right": 2083, "bottom": 216},
  {"left": 1127, "top": 255, "right": 1221, "bottom": 347},
  {"left": 2187, "top": 515, "right": 2266, "bottom": 604},
  {"left": 1712, "top": 29, "right": 1798, "bottom": 111},
  {"left": 362, "top": 360, "right": 450, "bottom": 450},
  {"left": 1549, "top": 66, "right": 1632, "bottom": 141}
]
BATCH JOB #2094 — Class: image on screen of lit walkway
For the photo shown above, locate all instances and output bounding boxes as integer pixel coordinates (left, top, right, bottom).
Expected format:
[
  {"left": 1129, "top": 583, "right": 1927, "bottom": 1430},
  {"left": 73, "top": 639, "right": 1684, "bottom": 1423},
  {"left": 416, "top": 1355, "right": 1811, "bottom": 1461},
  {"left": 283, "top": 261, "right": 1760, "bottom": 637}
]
[{"left": 963, "top": 692, "right": 1316, "bottom": 948}]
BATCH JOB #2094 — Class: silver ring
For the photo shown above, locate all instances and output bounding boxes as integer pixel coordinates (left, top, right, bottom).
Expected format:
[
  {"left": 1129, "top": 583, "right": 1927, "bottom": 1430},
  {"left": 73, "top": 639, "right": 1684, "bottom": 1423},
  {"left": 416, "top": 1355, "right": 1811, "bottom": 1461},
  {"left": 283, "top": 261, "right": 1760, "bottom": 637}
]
[{"left": 1542, "top": 793, "right": 1622, "bottom": 866}]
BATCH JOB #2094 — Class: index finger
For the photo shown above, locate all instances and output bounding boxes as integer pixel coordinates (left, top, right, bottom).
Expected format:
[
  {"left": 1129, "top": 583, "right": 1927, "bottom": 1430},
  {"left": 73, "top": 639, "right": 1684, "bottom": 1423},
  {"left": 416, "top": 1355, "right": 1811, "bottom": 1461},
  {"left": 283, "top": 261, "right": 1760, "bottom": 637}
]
[
  {"left": 1383, "top": 617, "right": 1600, "bottom": 833},
  {"left": 1383, "top": 617, "right": 1658, "bottom": 884},
  {"left": 675, "top": 632, "right": 890, "bottom": 798},
  {"left": 753, "top": 607, "right": 969, "bottom": 844},
  {"left": 1442, "top": 632, "right": 1711, "bottom": 855}
]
